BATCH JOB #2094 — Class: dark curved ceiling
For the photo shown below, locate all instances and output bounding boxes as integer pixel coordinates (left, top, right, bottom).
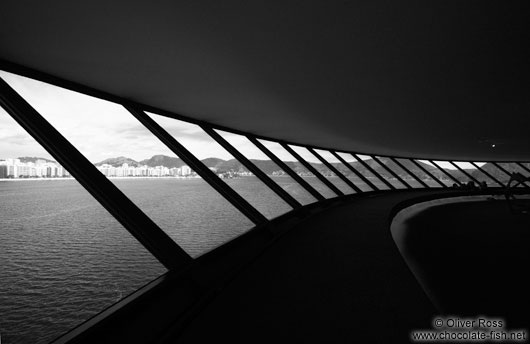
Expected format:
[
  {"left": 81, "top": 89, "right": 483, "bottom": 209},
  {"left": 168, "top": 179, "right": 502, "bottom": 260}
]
[{"left": 1, "top": 2, "right": 529, "bottom": 160}]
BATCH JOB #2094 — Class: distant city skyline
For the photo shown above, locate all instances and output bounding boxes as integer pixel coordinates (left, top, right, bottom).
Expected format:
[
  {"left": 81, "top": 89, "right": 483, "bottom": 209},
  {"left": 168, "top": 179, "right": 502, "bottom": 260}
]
[
  {"left": 0, "top": 70, "right": 482, "bottom": 171},
  {"left": 0, "top": 70, "right": 261, "bottom": 162},
  {"left": 0, "top": 156, "right": 262, "bottom": 180},
  {"left": 0, "top": 158, "right": 70, "bottom": 179}
]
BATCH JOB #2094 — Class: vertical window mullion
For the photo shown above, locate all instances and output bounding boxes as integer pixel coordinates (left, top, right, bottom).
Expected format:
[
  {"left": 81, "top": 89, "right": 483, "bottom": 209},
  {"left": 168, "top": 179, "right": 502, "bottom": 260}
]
[
  {"left": 449, "top": 161, "right": 482, "bottom": 185},
  {"left": 202, "top": 127, "right": 302, "bottom": 210},
  {"left": 492, "top": 162, "right": 530, "bottom": 188},
  {"left": 308, "top": 148, "right": 362, "bottom": 193},
  {"left": 125, "top": 105, "right": 268, "bottom": 225},
  {"left": 248, "top": 137, "right": 326, "bottom": 201},
  {"left": 469, "top": 162, "right": 505, "bottom": 187},
  {"left": 353, "top": 154, "right": 396, "bottom": 190},
  {"left": 429, "top": 160, "right": 461, "bottom": 185},
  {"left": 282, "top": 144, "right": 344, "bottom": 197},
  {"left": 332, "top": 151, "right": 379, "bottom": 191},
  {"left": 391, "top": 158, "right": 429, "bottom": 188},
  {"left": 516, "top": 162, "right": 530, "bottom": 175},
  {"left": 371, "top": 156, "right": 411, "bottom": 189},
  {"left": 0, "top": 77, "right": 191, "bottom": 270},
  {"left": 411, "top": 159, "right": 447, "bottom": 188}
]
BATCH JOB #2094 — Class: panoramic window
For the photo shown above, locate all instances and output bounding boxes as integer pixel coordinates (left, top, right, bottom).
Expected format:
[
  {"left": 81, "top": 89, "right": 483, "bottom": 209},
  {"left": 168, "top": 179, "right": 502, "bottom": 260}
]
[
  {"left": 333, "top": 152, "right": 378, "bottom": 191},
  {"left": 256, "top": 140, "right": 336, "bottom": 199},
  {"left": 451, "top": 161, "right": 494, "bottom": 187},
  {"left": 493, "top": 162, "right": 530, "bottom": 186},
  {"left": 377, "top": 157, "right": 422, "bottom": 188},
  {"left": 431, "top": 160, "right": 468, "bottom": 185},
  {"left": 214, "top": 130, "right": 316, "bottom": 205},
  {"left": 0, "top": 106, "right": 166, "bottom": 344},
  {"left": 337, "top": 152, "right": 389, "bottom": 190},
  {"left": 311, "top": 148, "right": 359, "bottom": 194},
  {"left": 394, "top": 158, "right": 440, "bottom": 188},
  {"left": 468, "top": 162, "right": 504, "bottom": 187},
  {"left": 288, "top": 145, "right": 354, "bottom": 195},
  {"left": 371, "top": 156, "right": 409, "bottom": 189},
  {"left": 417, "top": 160, "right": 454, "bottom": 186},
  {"left": 1, "top": 70, "right": 255, "bottom": 257},
  {"left": 518, "top": 163, "right": 530, "bottom": 175},
  {"left": 354, "top": 154, "right": 393, "bottom": 190},
  {"left": 146, "top": 112, "right": 292, "bottom": 218}
]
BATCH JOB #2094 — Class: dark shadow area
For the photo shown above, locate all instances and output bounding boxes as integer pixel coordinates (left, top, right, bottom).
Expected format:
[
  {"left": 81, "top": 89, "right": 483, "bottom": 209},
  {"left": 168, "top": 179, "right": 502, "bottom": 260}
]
[
  {"left": 169, "top": 191, "right": 438, "bottom": 344},
  {"left": 399, "top": 199, "right": 530, "bottom": 328}
]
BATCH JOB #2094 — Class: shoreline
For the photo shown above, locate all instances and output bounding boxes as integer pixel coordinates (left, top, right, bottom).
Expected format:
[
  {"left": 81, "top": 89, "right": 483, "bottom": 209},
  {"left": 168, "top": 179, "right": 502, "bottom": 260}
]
[
  {"left": 0, "top": 176, "right": 204, "bottom": 182},
  {"left": 0, "top": 175, "right": 439, "bottom": 182}
]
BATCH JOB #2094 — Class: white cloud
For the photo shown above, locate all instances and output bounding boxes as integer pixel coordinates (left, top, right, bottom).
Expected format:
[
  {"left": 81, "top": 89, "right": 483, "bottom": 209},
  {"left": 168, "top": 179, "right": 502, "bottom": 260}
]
[{"left": 0, "top": 70, "right": 302, "bottom": 163}]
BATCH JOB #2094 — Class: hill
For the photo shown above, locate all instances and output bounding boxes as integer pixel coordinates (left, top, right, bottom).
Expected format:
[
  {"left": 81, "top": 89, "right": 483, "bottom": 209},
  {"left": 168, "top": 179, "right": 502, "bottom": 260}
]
[
  {"left": 139, "top": 155, "right": 184, "bottom": 168},
  {"left": 470, "top": 162, "right": 530, "bottom": 183},
  {"left": 96, "top": 156, "right": 139, "bottom": 167},
  {"left": 94, "top": 154, "right": 484, "bottom": 183},
  {"left": 17, "top": 157, "right": 56, "bottom": 164}
]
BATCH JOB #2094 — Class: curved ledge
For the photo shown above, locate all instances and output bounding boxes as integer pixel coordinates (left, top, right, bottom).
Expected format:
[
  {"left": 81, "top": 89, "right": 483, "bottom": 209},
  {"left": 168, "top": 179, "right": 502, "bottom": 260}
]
[
  {"left": 390, "top": 191, "right": 530, "bottom": 330},
  {"left": 55, "top": 187, "right": 527, "bottom": 343},
  {"left": 56, "top": 189, "right": 444, "bottom": 343},
  {"left": 3, "top": 48, "right": 530, "bottom": 344}
]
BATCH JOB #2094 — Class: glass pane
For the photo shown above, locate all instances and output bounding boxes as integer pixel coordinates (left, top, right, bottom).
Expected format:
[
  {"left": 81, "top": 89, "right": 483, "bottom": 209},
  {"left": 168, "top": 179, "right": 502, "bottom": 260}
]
[
  {"left": 355, "top": 154, "right": 393, "bottom": 190},
  {"left": 0, "top": 106, "right": 166, "bottom": 344},
  {"left": 372, "top": 156, "right": 408, "bottom": 189},
  {"left": 468, "top": 162, "right": 503, "bottom": 187},
  {"left": 493, "top": 162, "right": 530, "bottom": 187},
  {"left": 377, "top": 157, "right": 422, "bottom": 188},
  {"left": 337, "top": 153, "right": 390, "bottom": 190},
  {"left": 257, "top": 139, "right": 335, "bottom": 199},
  {"left": 519, "top": 162, "right": 530, "bottom": 174},
  {"left": 1, "top": 70, "right": 254, "bottom": 257},
  {"left": 452, "top": 161, "right": 495, "bottom": 187},
  {"left": 334, "top": 152, "right": 376, "bottom": 191},
  {"left": 417, "top": 160, "right": 454, "bottom": 186},
  {"left": 147, "top": 113, "right": 292, "bottom": 218},
  {"left": 396, "top": 158, "right": 441, "bottom": 188},
  {"left": 288, "top": 145, "right": 354, "bottom": 195},
  {"left": 214, "top": 130, "right": 316, "bottom": 205},
  {"left": 432, "top": 160, "right": 468, "bottom": 185},
  {"left": 313, "top": 149, "right": 358, "bottom": 194}
]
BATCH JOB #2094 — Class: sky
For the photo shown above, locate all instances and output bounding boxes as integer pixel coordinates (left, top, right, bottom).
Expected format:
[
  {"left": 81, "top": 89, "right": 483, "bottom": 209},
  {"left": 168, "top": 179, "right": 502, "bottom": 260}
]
[
  {"left": 0, "top": 69, "right": 345, "bottom": 164},
  {"left": 0, "top": 70, "right": 243, "bottom": 162},
  {"left": 0, "top": 70, "right": 482, "bottom": 170}
]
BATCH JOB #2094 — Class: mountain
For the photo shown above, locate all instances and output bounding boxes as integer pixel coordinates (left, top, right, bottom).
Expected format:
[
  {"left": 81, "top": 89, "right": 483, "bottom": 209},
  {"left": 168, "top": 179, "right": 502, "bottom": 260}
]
[
  {"left": 139, "top": 155, "right": 184, "bottom": 168},
  {"left": 203, "top": 158, "right": 257, "bottom": 174},
  {"left": 249, "top": 159, "right": 283, "bottom": 175},
  {"left": 201, "top": 158, "right": 227, "bottom": 169},
  {"left": 215, "top": 159, "right": 247, "bottom": 172},
  {"left": 95, "top": 154, "right": 494, "bottom": 184},
  {"left": 17, "top": 157, "right": 56, "bottom": 164},
  {"left": 470, "top": 162, "right": 530, "bottom": 183},
  {"left": 15, "top": 154, "right": 499, "bottom": 185},
  {"left": 96, "top": 156, "right": 139, "bottom": 167},
  {"left": 339, "top": 157, "right": 436, "bottom": 180}
]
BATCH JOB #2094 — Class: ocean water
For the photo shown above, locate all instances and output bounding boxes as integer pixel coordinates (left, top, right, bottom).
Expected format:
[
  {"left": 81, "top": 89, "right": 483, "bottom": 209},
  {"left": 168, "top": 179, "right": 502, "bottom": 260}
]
[
  {"left": 0, "top": 176, "right": 382, "bottom": 343},
  {"left": 0, "top": 179, "right": 167, "bottom": 344},
  {"left": 0, "top": 176, "right": 351, "bottom": 344}
]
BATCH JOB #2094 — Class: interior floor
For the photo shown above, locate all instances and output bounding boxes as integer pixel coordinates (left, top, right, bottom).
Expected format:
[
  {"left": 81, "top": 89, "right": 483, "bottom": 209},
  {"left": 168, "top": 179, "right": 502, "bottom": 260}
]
[{"left": 169, "top": 191, "right": 440, "bottom": 343}]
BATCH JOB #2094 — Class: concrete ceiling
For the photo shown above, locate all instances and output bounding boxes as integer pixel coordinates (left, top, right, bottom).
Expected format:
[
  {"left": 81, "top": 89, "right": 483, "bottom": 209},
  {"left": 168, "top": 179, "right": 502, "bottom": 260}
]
[{"left": 1, "top": 1, "right": 529, "bottom": 160}]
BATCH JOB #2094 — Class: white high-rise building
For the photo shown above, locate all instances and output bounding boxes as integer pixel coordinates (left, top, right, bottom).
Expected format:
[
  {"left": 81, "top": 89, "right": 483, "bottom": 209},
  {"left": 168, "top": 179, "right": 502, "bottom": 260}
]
[{"left": 181, "top": 165, "right": 191, "bottom": 176}]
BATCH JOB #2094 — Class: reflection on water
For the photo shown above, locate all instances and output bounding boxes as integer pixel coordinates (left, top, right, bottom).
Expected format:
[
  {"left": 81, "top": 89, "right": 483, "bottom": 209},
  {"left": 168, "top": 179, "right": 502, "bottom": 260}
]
[
  {"left": 0, "top": 176, "right": 365, "bottom": 343},
  {"left": 0, "top": 180, "right": 165, "bottom": 344}
]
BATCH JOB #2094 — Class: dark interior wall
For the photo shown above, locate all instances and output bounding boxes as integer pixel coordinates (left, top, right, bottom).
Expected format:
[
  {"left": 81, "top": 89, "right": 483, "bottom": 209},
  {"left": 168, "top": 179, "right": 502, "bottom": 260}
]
[{"left": 1, "top": 1, "right": 529, "bottom": 160}]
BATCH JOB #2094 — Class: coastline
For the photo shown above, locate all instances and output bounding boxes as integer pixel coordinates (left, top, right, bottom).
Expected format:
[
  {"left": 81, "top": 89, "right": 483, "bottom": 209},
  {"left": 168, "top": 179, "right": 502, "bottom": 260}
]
[
  {"left": 0, "top": 175, "right": 382, "bottom": 182},
  {"left": 0, "top": 176, "right": 203, "bottom": 182}
]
